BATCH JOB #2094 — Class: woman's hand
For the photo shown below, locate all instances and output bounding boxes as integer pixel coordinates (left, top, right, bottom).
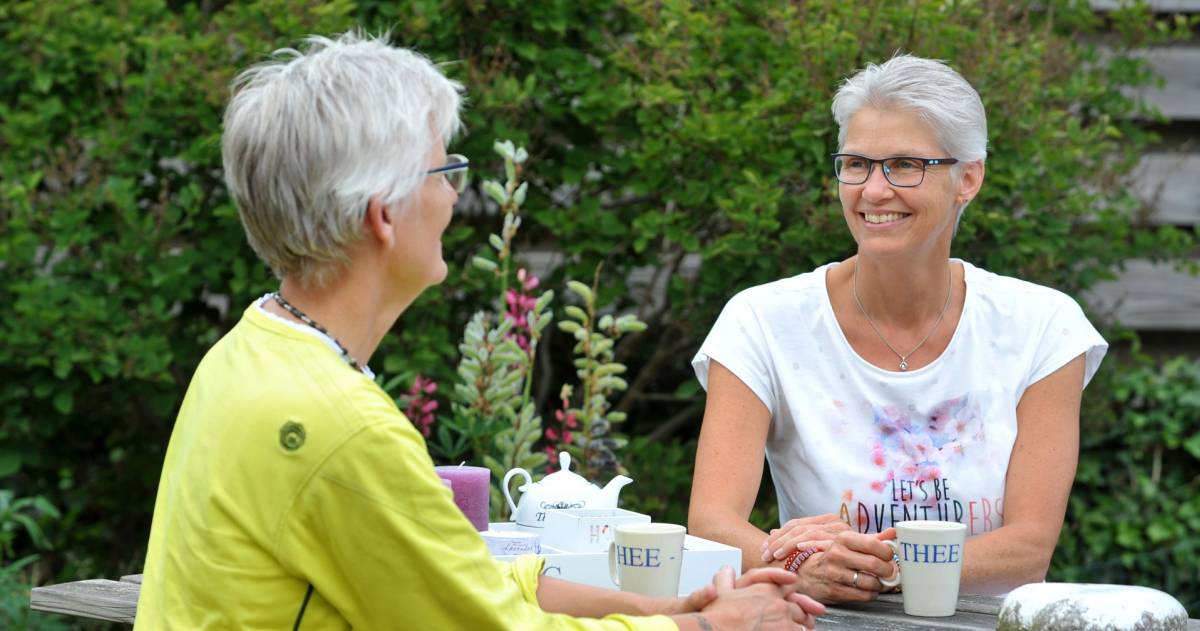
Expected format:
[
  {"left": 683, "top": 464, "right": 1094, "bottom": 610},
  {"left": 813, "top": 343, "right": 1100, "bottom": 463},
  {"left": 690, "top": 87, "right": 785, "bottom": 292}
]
[
  {"left": 669, "top": 566, "right": 826, "bottom": 619},
  {"left": 793, "top": 528, "right": 898, "bottom": 603},
  {"left": 671, "top": 566, "right": 825, "bottom": 630},
  {"left": 760, "top": 513, "right": 851, "bottom": 563}
]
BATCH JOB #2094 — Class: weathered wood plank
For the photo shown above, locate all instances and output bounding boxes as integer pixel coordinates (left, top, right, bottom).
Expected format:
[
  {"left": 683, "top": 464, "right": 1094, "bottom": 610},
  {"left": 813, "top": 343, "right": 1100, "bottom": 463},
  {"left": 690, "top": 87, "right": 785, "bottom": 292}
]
[
  {"left": 1091, "top": 0, "right": 1200, "bottom": 9},
  {"left": 1084, "top": 259, "right": 1200, "bottom": 330},
  {"left": 1128, "top": 47, "right": 1200, "bottom": 120},
  {"left": 1133, "top": 153, "right": 1200, "bottom": 225},
  {"left": 30, "top": 579, "right": 139, "bottom": 624},
  {"left": 825, "top": 600, "right": 997, "bottom": 630},
  {"left": 877, "top": 592, "right": 1003, "bottom": 616},
  {"left": 1091, "top": 0, "right": 1200, "bottom": 10},
  {"left": 25, "top": 576, "right": 1200, "bottom": 629}
]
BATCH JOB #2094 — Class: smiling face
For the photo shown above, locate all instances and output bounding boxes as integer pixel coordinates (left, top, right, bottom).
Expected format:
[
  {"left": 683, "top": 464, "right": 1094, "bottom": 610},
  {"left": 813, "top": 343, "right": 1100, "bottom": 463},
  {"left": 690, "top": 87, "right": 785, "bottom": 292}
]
[{"left": 839, "top": 106, "right": 979, "bottom": 261}]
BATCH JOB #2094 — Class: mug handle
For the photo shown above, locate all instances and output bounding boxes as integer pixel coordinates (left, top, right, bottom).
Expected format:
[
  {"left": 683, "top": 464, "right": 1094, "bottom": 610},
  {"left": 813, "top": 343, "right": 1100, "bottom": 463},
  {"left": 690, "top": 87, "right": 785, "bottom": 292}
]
[
  {"left": 879, "top": 540, "right": 902, "bottom": 588},
  {"left": 607, "top": 541, "right": 621, "bottom": 588}
]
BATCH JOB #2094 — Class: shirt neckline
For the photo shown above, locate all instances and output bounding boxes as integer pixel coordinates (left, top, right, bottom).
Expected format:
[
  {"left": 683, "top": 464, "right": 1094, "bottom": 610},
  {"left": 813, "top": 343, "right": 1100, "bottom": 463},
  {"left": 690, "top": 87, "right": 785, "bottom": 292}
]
[
  {"left": 253, "top": 293, "right": 375, "bottom": 380},
  {"left": 820, "top": 258, "right": 974, "bottom": 377}
]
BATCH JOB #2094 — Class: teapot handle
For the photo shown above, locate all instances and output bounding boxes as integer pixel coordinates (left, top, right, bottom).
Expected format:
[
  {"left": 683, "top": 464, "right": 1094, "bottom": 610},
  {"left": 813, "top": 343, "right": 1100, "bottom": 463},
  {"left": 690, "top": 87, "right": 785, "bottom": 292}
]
[{"left": 502, "top": 468, "right": 533, "bottom": 516}]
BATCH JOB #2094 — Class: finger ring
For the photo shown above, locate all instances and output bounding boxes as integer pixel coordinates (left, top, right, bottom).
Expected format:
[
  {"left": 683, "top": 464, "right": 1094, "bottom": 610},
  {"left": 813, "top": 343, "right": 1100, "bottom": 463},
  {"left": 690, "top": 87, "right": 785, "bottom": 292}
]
[{"left": 851, "top": 570, "right": 860, "bottom": 588}]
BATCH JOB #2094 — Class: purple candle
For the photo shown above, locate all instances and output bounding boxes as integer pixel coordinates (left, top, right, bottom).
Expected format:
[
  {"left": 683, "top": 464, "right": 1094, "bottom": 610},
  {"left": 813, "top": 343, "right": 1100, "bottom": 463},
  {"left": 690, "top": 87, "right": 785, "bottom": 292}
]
[{"left": 434, "top": 465, "right": 490, "bottom": 531}]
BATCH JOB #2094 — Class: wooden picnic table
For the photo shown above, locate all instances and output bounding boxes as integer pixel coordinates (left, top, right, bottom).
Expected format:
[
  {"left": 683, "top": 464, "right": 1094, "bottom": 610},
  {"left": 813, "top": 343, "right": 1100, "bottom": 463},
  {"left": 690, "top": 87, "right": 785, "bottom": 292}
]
[{"left": 30, "top": 573, "right": 1200, "bottom": 629}]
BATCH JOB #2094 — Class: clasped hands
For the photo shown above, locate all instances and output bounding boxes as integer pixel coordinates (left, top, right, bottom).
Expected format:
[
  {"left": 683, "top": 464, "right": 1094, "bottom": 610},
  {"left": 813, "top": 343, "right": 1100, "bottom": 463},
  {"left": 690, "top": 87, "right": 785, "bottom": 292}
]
[
  {"left": 668, "top": 565, "right": 825, "bottom": 630},
  {"left": 759, "top": 513, "right": 899, "bottom": 603}
]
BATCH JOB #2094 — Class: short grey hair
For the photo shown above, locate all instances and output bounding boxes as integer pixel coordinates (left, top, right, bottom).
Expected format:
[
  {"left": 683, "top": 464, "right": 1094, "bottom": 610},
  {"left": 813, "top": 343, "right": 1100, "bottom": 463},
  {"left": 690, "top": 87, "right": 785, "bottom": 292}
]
[
  {"left": 832, "top": 54, "right": 987, "bottom": 223},
  {"left": 222, "top": 30, "right": 464, "bottom": 288}
]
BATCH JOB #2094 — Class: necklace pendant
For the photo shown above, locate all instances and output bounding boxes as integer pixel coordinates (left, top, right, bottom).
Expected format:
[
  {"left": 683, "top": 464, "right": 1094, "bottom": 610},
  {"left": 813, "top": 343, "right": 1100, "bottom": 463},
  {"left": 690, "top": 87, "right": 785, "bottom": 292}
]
[{"left": 898, "top": 359, "right": 909, "bottom": 371}]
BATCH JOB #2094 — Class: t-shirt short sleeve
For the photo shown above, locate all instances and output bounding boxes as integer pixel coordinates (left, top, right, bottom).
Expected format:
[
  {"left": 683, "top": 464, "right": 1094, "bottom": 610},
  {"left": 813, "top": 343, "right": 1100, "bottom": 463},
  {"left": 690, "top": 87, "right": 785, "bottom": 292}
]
[
  {"left": 692, "top": 290, "right": 777, "bottom": 417},
  {"left": 1027, "top": 294, "right": 1108, "bottom": 391},
  {"left": 498, "top": 555, "right": 545, "bottom": 605}
]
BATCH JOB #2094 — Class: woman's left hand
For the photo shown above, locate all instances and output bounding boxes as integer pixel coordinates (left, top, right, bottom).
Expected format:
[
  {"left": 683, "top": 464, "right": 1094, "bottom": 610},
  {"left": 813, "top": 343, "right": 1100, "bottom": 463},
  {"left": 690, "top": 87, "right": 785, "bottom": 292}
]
[
  {"left": 761, "top": 513, "right": 851, "bottom": 563},
  {"left": 668, "top": 566, "right": 827, "bottom": 618},
  {"left": 792, "top": 528, "right": 898, "bottom": 603}
]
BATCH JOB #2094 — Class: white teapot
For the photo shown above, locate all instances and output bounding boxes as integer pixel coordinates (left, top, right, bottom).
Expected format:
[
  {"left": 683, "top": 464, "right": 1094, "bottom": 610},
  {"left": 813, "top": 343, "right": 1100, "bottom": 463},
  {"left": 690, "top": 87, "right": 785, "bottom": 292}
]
[{"left": 502, "top": 452, "right": 633, "bottom": 529}]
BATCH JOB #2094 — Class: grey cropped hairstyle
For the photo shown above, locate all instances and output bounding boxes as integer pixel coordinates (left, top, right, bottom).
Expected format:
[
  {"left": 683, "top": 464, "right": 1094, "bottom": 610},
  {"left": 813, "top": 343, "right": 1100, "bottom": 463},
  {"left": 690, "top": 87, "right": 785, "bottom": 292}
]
[
  {"left": 832, "top": 54, "right": 987, "bottom": 223},
  {"left": 222, "top": 31, "right": 464, "bottom": 288}
]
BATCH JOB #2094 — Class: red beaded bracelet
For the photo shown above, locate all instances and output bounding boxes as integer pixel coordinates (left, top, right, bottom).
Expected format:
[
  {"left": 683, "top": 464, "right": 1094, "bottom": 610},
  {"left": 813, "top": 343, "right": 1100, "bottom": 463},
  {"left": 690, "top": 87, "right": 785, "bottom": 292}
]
[{"left": 782, "top": 546, "right": 819, "bottom": 573}]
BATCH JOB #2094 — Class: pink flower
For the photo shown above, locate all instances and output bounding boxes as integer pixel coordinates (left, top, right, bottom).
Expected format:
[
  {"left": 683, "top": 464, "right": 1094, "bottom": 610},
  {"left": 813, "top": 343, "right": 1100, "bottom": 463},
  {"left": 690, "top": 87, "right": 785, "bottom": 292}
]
[
  {"left": 517, "top": 268, "right": 539, "bottom": 291},
  {"left": 546, "top": 427, "right": 560, "bottom": 441},
  {"left": 401, "top": 374, "right": 439, "bottom": 438},
  {"left": 870, "top": 480, "right": 885, "bottom": 493}
]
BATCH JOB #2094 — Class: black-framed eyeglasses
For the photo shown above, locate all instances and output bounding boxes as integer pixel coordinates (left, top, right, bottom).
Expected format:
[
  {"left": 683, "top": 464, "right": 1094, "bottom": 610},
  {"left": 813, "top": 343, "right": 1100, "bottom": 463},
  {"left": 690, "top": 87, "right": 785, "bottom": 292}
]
[
  {"left": 831, "top": 153, "right": 959, "bottom": 188},
  {"left": 427, "top": 154, "right": 470, "bottom": 193}
]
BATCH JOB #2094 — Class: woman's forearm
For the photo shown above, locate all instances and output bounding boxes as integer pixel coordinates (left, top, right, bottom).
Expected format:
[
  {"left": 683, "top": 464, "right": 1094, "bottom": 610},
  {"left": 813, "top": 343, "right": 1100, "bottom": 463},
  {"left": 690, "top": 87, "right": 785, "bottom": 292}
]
[
  {"left": 961, "top": 524, "right": 1057, "bottom": 595},
  {"left": 536, "top": 574, "right": 672, "bottom": 617},
  {"left": 690, "top": 510, "right": 776, "bottom": 573}
]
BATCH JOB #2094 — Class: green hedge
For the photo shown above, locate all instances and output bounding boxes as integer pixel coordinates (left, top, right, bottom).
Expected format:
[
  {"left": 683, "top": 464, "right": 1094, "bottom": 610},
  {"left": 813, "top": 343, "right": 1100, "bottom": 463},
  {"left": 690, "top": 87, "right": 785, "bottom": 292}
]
[
  {"left": 1, "top": 0, "right": 1198, "bottom": 619},
  {"left": 1051, "top": 354, "right": 1200, "bottom": 614}
]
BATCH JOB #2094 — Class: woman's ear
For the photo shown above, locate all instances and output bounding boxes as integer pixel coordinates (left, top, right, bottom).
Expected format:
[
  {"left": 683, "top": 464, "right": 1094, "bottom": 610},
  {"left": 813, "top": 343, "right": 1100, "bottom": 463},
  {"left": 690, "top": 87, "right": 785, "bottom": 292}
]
[
  {"left": 363, "top": 197, "right": 395, "bottom": 249},
  {"left": 957, "top": 160, "right": 985, "bottom": 204}
]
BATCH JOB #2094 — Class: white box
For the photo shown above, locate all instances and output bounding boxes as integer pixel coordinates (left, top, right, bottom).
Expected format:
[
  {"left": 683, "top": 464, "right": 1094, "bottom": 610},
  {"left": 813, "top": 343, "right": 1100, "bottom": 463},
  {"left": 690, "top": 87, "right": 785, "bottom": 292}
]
[
  {"left": 542, "top": 508, "right": 651, "bottom": 553},
  {"left": 490, "top": 522, "right": 741, "bottom": 596}
]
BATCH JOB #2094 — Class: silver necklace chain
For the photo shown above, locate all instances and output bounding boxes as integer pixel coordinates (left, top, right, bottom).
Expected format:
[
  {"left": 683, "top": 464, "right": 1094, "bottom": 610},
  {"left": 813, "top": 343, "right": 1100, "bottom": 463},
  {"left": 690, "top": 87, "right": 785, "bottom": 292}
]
[{"left": 852, "top": 261, "right": 953, "bottom": 371}]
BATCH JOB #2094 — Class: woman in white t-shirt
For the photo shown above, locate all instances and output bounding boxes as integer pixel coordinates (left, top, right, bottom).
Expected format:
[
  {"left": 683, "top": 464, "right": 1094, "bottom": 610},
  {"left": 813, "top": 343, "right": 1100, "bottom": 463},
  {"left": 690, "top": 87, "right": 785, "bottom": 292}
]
[{"left": 688, "top": 54, "right": 1107, "bottom": 604}]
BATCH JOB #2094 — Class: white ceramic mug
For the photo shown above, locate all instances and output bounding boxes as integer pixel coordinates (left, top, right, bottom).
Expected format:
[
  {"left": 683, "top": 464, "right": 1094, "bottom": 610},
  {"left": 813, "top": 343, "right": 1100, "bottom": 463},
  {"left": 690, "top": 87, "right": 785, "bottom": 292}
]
[
  {"left": 607, "top": 523, "right": 686, "bottom": 597},
  {"left": 879, "top": 520, "right": 967, "bottom": 617}
]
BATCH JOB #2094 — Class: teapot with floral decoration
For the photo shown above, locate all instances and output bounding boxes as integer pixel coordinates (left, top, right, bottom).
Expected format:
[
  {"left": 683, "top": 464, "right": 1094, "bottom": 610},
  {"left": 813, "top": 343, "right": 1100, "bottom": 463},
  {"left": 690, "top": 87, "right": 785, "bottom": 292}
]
[{"left": 502, "top": 451, "right": 632, "bottom": 529}]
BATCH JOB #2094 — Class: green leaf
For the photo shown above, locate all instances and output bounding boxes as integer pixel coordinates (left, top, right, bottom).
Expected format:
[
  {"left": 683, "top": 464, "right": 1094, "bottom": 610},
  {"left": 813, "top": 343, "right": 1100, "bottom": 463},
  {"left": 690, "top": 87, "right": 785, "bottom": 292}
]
[
  {"left": 53, "top": 391, "right": 73, "bottom": 415},
  {"left": 483, "top": 180, "right": 508, "bottom": 205},
  {"left": 1183, "top": 433, "right": 1200, "bottom": 460},
  {"left": 534, "top": 290, "right": 555, "bottom": 313},
  {"left": 566, "top": 281, "right": 594, "bottom": 304},
  {"left": 0, "top": 450, "right": 21, "bottom": 477},
  {"left": 564, "top": 305, "right": 588, "bottom": 323}
]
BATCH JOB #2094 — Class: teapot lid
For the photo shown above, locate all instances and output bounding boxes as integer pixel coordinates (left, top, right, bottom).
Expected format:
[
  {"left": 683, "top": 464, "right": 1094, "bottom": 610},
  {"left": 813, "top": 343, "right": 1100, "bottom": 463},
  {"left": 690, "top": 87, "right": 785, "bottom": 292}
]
[{"left": 540, "top": 452, "right": 591, "bottom": 487}]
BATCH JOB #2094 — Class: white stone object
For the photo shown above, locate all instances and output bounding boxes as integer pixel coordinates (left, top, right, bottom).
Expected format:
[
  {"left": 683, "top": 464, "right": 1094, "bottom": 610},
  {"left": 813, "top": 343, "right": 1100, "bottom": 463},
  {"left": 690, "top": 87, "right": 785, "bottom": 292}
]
[{"left": 997, "top": 583, "right": 1187, "bottom": 631}]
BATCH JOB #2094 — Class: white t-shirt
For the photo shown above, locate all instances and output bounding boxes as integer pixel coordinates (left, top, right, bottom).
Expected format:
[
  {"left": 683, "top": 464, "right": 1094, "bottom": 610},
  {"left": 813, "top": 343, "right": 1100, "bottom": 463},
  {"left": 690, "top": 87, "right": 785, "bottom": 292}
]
[{"left": 692, "top": 260, "right": 1107, "bottom": 537}]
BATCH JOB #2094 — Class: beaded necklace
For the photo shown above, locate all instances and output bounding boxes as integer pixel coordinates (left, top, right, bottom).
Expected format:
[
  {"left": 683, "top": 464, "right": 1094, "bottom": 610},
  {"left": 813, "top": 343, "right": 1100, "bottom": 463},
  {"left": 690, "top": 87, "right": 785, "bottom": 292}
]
[{"left": 270, "top": 292, "right": 365, "bottom": 373}]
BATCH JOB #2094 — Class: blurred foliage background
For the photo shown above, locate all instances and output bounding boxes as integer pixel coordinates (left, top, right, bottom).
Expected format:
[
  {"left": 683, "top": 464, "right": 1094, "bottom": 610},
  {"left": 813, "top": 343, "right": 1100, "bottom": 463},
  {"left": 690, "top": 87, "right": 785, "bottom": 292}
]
[{"left": 1, "top": 0, "right": 1197, "bottom": 626}]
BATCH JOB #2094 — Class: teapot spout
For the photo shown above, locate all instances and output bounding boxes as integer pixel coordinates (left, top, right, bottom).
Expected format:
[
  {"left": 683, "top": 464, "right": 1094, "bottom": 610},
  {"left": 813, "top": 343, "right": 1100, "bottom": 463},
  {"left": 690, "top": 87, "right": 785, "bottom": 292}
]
[{"left": 599, "top": 475, "right": 633, "bottom": 508}]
